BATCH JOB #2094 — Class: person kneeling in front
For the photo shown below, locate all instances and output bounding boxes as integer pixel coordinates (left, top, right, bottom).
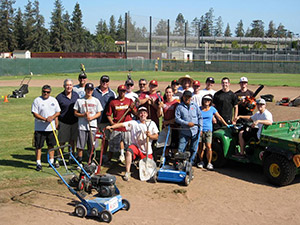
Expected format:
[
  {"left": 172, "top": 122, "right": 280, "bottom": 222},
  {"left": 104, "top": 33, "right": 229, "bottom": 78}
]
[{"left": 106, "top": 106, "right": 159, "bottom": 181}]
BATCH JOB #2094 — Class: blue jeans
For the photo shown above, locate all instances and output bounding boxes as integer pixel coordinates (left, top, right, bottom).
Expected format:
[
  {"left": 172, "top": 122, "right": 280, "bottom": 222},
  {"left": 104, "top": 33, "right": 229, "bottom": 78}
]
[{"left": 178, "top": 133, "right": 199, "bottom": 163}]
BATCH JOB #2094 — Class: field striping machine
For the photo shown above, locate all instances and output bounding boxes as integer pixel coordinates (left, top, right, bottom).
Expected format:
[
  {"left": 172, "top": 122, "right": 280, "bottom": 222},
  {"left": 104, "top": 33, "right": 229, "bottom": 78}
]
[
  {"left": 47, "top": 145, "right": 130, "bottom": 223},
  {"left": 156, "top": 125, "right": 201, "bottom": 186}
]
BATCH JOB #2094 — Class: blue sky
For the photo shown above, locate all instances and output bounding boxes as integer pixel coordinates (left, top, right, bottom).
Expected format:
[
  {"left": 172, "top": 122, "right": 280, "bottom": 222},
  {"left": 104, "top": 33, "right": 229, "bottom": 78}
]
[{"left": 13, "top": 0, "right": 300, "bottom": 35}]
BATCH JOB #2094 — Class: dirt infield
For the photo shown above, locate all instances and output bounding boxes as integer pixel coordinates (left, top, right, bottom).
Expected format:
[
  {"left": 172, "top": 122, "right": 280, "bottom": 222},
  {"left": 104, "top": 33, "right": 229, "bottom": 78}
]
[{"left": 0, "top": 79, "right": 300, "bottom": 225}]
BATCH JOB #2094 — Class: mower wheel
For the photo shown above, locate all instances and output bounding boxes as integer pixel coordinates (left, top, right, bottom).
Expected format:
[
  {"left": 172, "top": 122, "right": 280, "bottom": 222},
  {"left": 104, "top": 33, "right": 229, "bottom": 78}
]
[
  {"left": 184, "top": 175, "right": 190, "bottom": 186},
  {"left": 99, "top": 210, "right": 113, "bottom": 223},
  {"left": 74, "top": 204, "right": 87, "bottom": 218},
  {"left": 91, "top": 207, "right": 98, "bottom": 216},
  {"left": 122, "top": 199, "right": 130, "bottom": 211},
  {"left": 78, "top": 179, "right": 85, "bottom": 191}
]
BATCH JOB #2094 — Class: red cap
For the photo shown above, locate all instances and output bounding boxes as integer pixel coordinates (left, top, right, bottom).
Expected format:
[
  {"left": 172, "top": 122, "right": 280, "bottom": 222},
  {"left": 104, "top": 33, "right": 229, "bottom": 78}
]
[
  {"left": 193, "top": 80, "right": 201, "bottom": 87},
  {"left": 149, "top": 80, "right": 158, "bottom": 86},
  {"left": 117, "top": 84, "right": 127, "bottom": 91}
]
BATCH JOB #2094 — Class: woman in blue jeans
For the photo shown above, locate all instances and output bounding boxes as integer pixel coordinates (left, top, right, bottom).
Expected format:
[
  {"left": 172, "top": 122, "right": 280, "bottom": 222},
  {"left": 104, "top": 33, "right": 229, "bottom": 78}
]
[{"left": 197, "top": 94, "right": 228, "bottom": 170}]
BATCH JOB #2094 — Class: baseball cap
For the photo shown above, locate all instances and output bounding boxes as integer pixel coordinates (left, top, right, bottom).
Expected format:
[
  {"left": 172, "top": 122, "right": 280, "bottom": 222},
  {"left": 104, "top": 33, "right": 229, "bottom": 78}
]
[
  {"left": 240, "top": 77, "right": 248, "bottom": 83},
  {"left": 182, "top": 90, "right": 193, "bottom": 98},
  {"left": 171, "top": 80, "right": 180, "bottom": 85},
  {"left": 78, "top": 73, "right": 87, "bottom": 79},
  {"left": 125, "top": 79, "right": 134, "bottom": 85},
  {"left": 118, "top": 84, "right": 127, "bottom": 91},
  {"left": 100, "top": 75, "right": 110, "bottom": 82},
  {"left": 193, "top": 80, "right": 201, "bottom": 87},
  {"left": 149, "top": 80, "right": 158, "bottom": 86},
  {"left": 42, "top": 84, "right": 51, "bottom": 91},
  {"left": 256, "top": 98, "right": 266, "bottom": 105},
  {"left": 138, "top": 106, "right": 148, "bottom": 112},
  {"left": 85, "top": 83, "right": 94, "bottom": 90},
  {"left": 206, "top": 77, "right": 215, "bottom": 83}
]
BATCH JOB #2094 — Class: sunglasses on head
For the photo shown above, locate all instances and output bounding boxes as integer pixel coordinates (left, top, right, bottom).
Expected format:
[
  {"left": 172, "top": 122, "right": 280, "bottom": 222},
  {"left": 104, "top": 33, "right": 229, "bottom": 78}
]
[{"left": 42, "top": 90, "right": 50, "bottom": 93}]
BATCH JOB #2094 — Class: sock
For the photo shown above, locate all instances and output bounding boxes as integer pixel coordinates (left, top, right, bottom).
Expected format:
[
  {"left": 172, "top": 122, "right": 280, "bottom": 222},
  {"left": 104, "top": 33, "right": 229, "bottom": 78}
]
[
  {"left": 120, "top": 149, "right": 124, "bottom": 156},
  {"left": 36, "top": 160, "right": 41, "bottom": 165},
  {"left": 50, "top": 158, "right": 54, "bottom": 164}
]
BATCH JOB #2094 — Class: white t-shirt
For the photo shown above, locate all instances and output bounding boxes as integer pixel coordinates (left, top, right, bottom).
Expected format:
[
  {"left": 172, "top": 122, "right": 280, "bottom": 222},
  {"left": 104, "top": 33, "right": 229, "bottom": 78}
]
[
  {"left": 177, "top": 86, "right": 194, "bottom": 93},
  {"left": 125, "top": 92, "right": 139, "bottom": 102},
  {"left": 192, "top": 88, "right": 216, "bottom": 106},
  {"left": 251, "top": 109, "right": 273, "bottom": 139},
  {"left": 73, "top": 84, "right": 85, "bottom": 98},
  {"left": 123, "top": 120, "right": 159, "bottom": 155},
  {"left": 74, "top": 97, "right": 103, "bottom": 131},
  {"left": 31, "top": 96, "right": 61, "bottom": 131}
]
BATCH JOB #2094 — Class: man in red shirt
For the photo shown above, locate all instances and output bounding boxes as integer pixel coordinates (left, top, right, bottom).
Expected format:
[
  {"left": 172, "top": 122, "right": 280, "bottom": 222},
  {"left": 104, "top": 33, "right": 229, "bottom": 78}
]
[
  {"left": 107, "top": 85, "right": 137, "bottom": 163},
  {"left": 139, "top": 80, "right": 162, "bottom": 129}
]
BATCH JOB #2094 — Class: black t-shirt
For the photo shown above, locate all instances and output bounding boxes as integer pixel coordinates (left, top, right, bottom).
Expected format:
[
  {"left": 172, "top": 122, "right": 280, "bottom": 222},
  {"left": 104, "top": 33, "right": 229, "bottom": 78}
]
[
  {"left": 213, "top": 90, "right": 238, "bottom": 123},
  {"left": 235, "top": 89, "right": 254, "bottom": 116}
]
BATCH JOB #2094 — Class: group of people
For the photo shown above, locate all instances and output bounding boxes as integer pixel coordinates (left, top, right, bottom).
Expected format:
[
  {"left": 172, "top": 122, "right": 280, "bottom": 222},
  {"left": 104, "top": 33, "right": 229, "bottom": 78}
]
[{"left": 31, "top": 72, "right": 273, "bottom": 182}]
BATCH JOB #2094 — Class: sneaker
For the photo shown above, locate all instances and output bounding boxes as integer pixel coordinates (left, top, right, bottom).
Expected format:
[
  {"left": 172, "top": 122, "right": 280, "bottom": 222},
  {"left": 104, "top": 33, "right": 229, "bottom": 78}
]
[
  {"left": 119, "top": 154, "right": 125, "bottom": 164},
  {"left": 197, "top": 161, "right": 204, "bottom": 169},
  {"left": 36, "top": 164, "right": 42, "bottom": 171},
  {"left": 206, "top": 163, "right": 214, "bottom": 170},
  {"left": 54, "top": 161, "right": 60, "bottom": 168},
  {"left": 123, "top": 172, "right": 131, "bottom": 181}
]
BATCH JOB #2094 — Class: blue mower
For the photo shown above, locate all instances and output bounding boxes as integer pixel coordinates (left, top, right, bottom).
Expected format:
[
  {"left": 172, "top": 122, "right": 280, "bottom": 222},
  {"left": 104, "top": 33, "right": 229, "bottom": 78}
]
[
  {"left": 156, "top": 125, "right": 201, "bottom": 186},
  {"left": 48, "top": 145, "right": 130, "bottom": 223}
]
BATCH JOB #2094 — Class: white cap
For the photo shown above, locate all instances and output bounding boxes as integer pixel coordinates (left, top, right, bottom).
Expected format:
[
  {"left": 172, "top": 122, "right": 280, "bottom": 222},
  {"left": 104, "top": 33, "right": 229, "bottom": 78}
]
[
  {"left": 240, "top": 77, "right": 248, "bottom": 83},
  {"left": 256, "top": 98, "right": 266, "bottom": 105}
]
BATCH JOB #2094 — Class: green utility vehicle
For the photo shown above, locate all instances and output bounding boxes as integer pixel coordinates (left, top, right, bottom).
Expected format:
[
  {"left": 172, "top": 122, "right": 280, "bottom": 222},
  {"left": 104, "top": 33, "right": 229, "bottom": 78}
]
[{"left": 212, "top": 120, "right": 300, "bottom": 186}]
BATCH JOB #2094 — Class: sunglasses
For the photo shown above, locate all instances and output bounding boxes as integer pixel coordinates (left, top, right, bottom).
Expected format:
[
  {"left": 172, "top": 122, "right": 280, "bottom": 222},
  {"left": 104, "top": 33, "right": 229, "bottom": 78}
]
[
  {"left": 101, "top": 79, "right": 109, "bottom": 83},
  {"left": 139, "top": 83, "right": 146, "bottom": 86},
  {"left": 126, "top": 84, "right": 134, "bottom": 87},
  {"left": 42, "top": 90, "right": 51, "bottom": 94}
]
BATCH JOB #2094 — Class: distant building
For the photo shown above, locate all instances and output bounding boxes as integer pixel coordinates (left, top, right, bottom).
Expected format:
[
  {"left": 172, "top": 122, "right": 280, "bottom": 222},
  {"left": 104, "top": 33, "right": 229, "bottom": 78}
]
[
  {"left": 171, "top": 49, "right": 193, "bottom": 62},
  {"left": 13, "top": 50, "right": 31, "bottom": 59},
  {"left": 0, "top": 52, "right": 12, "bottom": 58}
]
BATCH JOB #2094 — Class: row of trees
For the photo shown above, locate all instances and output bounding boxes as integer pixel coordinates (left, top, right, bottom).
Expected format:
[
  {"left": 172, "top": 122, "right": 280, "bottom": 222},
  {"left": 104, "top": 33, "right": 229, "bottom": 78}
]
[{"left": 0, "top": 1, "right": 296, "bottom": 53}]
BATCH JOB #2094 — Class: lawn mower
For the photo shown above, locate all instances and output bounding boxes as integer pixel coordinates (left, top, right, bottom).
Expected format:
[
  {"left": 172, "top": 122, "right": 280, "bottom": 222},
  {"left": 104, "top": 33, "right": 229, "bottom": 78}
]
[
  {"left": 156, "top": 125, "right": 201, "bottom": 186},
  {"left": 48, "top": 145, "right": 130, "bottom": 223},
  {"left": 8, "top": 75, "right": 32, "bottom": 98}
]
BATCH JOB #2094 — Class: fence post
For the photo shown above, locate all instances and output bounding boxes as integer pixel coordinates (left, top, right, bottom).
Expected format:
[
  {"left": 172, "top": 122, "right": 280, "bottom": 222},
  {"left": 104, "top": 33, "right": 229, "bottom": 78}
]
[
  {"left": 149, "top": 16, "right": 152, "bottom": 60},
  {"left": 125, "top": 12, "right": 128, "bottom": 59}
]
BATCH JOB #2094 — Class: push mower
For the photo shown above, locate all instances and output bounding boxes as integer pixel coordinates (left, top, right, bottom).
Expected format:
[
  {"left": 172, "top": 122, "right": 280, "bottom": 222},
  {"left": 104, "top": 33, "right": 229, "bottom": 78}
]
[
  {"left": 8, "top": 76, "right": 31, "bottom": 98},
  {"left": 156, "top": 125, "right": 201, "bottom": 186},
  {"left": 48, "top": 145, "right": 130, "bottom": 223}
]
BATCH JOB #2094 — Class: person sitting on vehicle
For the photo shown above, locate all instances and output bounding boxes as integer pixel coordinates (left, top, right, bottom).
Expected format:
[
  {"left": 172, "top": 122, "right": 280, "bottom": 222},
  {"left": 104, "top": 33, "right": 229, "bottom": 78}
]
[
  {"left": 175, "top": 90, "right": 203, "bottom": 164},
  {"left": 197, "top": 94, "right": 228, "bottom": 170},
  {"left": 234, "top": 98, "right": 273, "bottom": 157},
  {"left": 106, "top": 106, "right": 159, "bottom": 181}
]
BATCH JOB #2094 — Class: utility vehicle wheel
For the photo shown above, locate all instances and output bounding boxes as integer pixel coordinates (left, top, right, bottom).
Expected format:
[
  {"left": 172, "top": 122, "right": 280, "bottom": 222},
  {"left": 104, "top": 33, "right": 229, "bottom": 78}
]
[
  {"left": 211, "top": 138, "right": 227, "bottom": 168},
  {"left": 184, "top": 175, "right": 190, "bottom": 186},
  {"left": 99, "top": 210, "right": 113, "bottom": 223},
  {"left": 263, "top": 153, "right": 296, "bottom": 186},
  {"left": 122, "top": 199, "right": 130, "bottom": 210},
  {"left": 74, "top": 204, "right": 87, "bottom": 218}
]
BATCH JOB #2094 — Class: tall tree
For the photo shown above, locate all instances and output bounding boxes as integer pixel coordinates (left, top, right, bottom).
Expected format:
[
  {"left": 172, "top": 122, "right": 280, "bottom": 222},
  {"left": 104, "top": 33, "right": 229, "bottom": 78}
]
[
  {"left": 191, "top": 17, "right": 200, "bottom": 37},
  {"left": 0, "top": 0, "right": 16, "bottom": 51},
  {"left": 96, "top": 19, "right": 108, "bottom": 35},
  {"left": 214, "top": 16, "right": 223, "bottom": 37},
  {"left": 224, "top": 23, "right": 232, "bottom": 37},
  {"left": 276, "top": 23, "right": 287, "bottom": 38},
  {"left": 173, "top": 13, "right": 185, "bottom": 36},
  {"left": 250, "top": 20, "right": 264, "bottom": 37},
  {"left": 235, "top": 19, "right": 244, "bottom": 37},
  {"left": 50, "top": 0, "right": 64, "bottom": 51},
  {"left": 23, "top": 0, "right": 35, "bottom": 50},
  {"left": 116, "top": 15, "right": 125, "bottom": 40},
  {"left": 202, "top": 8, "right": 214, "bottom": 36},
  {"left": 13, "top": 7, "right": 25, "bottom": 50},
  {"left": 266, "top": 20, "right": 276, "bottom": 37},
  {"left": 61, "top": 11, "right": 72, "bottom": 51},
  {"left": 154, "top": 19, "right": 167, "bottom": 36},
  {"left": 71, "top": 2, "right": 84, "bottom": 52},
  {"left": 109, "top": 15, "right": 117, "bottom": 39}
]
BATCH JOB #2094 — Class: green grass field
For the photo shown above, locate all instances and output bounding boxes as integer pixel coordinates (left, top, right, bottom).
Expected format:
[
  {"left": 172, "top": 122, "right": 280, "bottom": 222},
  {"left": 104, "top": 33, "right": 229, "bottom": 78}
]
[{"left": 0, "top": 71, "right": 299, "bottom": 190}]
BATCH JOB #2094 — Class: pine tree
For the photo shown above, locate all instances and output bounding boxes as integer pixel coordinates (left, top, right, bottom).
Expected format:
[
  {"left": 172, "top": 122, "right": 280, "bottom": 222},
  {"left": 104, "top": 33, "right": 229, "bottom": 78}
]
[
  {"left": 62, "top": 12, "right": 72, "bottom": 51},
  {"left": 214, "top": 16, "right": 223, "bottom": 37},
  {"left": 224, "top": 23, "right": 232, "bottom": 37},
  {"left": 116, "top": 15, "right": 125, "bottom": 40},
  {"left": 191, "top": 17, "right": 200, "bottom": 37},
  {"left": 13, "top": 7, "right": 25, "bottom": 50},
  {"left": 50, "top": 0, "right": 64, "bottom": 51},
  {"left": 235, "top": 20, "right": 244, "bottom": 37},
  {"left": 154, "top": 19, "right": 167, "bottom": 36},
  {"left": 109, "top": 15, "right": 117, "bottom": 39},
  {"left": 23, "top": 0, "right": 35, "bottom": 50},
  {"left": 0, "top": 0, "right": 16, "bottom": 52},
  {"left": 276, "top": 23, "right": 287, "bottom": 38},
  {"left": 250, "top": 20, "right": 264, "bottom": 37},
  {"left": 202, "top": 8, "right": 214, "bottom": 36},
  {"left": 71, "top": 2, "right": 84, "bottom": 52},
  {"left": 173, "top": 13, "right": 185, "bottom": 36}
]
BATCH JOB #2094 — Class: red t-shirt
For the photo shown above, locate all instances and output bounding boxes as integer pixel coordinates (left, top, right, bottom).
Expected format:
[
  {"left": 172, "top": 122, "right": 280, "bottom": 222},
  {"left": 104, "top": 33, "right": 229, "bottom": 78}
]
[
  {"left": 162, "top": 99, "right": 179, "bottom": 128},
  {"left": 107, "top": 97, "right": 133, "bottom": 131},
  {"left": 139, "top": 91, "right": 162, "bottom": 128}
]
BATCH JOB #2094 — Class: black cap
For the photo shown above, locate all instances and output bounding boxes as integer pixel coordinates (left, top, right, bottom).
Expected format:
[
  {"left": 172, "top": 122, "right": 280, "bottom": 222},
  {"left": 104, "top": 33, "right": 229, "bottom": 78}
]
[
  {"left": 206, "top": 77, "right": 215, "bottom": 83},
  {"left": 79, "top": 73, "right": 87, "bottom": 79},
  {"left": 182, "top": 90, "right": 193, "bottom": 98},
  {"left": 100, "top": 75, "right": 110, "bottom": 82},
  {"left": 42, "top": 84, "right": 51, "bottom": 91},
  {"left": 171, "top": 80, "right": 180, "bottom": 85},
  {"left": 85, "top": 83, "right": 94, "bottom": 90},
  {"left": 125, "top": 79, "right": 134, "bottom": 85}
]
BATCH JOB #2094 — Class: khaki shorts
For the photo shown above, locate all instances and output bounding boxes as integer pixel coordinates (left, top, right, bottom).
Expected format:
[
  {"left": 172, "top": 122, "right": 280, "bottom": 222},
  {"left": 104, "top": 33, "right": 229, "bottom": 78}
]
[
  {"left": 200, "top": 131, "right": 212, "bottom": 144},
  {"left": 98, "top": 123, "right": 111, "bottom": 139},
  {"left": 58, "top": 122, "right": 78, "bottom": 143}
]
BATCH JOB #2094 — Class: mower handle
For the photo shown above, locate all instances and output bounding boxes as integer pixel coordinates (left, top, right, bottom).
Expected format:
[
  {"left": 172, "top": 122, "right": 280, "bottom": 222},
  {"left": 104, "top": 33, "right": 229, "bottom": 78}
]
[{"left": 48, "top": 144, "right": 71, "bottom": 153}]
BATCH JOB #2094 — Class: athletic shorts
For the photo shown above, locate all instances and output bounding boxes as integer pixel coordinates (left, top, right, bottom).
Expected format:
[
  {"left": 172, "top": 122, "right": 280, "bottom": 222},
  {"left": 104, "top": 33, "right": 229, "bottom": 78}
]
[
  {"left": 98, "top": 123, "right": 111, "bottom": 139},
  {"left": 200, "top": 131, "right": 212, "bottom": 144},
  {"left": 34, "top": 131, "right": 56, "bottom": 149},
  {"left": 77, "top": 130, "right": 97, "bottom": 150},
  {"left": 58, "top": 121, "right": 78, "bottom": 143},
  {"left": 109, "top": 130, "right": 131, "bottom": 153},
  {"left": 127, "top": 144, "right": 153, "bottom": 160}
]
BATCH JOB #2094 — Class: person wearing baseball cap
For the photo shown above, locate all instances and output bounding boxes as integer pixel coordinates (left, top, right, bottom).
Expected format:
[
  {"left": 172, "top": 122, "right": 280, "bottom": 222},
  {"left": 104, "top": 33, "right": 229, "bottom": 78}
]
[
  {"left": 234, "top": 98, "right": 273, "bottom": 158},
  {"left": 125, "top": 78, "right": 138, "bottom": 102},
  {"left": 74, "top": 82, "right": 103, "bottom": 167},
  {"left": 73, "top": 72, "right": 88, "bottom": 98},
  {"left": 171, "top": 79, "right": 182, "bottom": 100},
  {"left": 177, "top": 75, "right": 194, "bottom": 93},
  {"left": 191, "top": 80, "right": 201, "bottom": 106},
  {"left": 106, "top": 105, "right": 159, "bottom": 181},
  {"left": 235, "top": 76, "right": 254, "bottom": 119}
]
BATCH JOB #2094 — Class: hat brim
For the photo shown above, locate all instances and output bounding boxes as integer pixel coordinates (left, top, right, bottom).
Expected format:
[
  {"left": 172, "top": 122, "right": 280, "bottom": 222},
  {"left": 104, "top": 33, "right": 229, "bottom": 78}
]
[{"left": 178, "top": 76, "right": 194, "bottom": 84}]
